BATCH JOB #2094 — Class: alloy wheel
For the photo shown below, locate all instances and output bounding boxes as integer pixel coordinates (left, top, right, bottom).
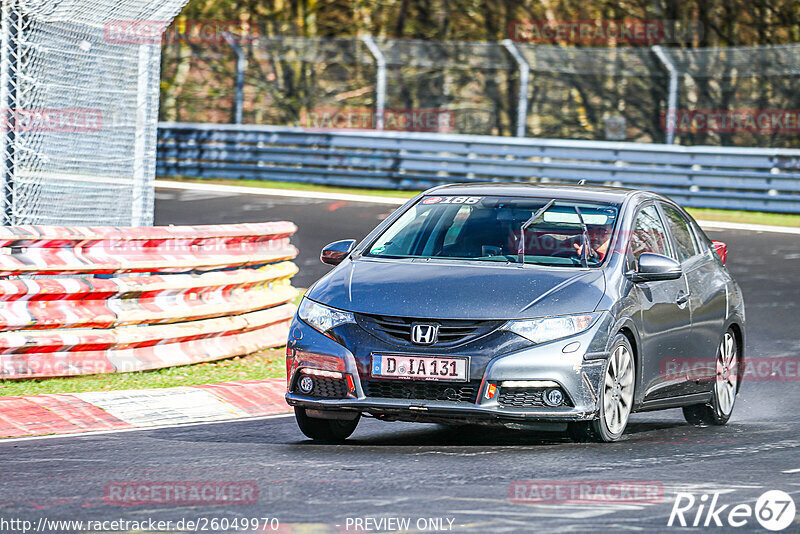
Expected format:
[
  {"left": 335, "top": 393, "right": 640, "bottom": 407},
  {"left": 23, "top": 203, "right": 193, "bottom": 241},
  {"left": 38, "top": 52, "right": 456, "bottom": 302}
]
[
  {"left": 715, "top": 331, "right": 738, "bottom": 416},
  {"left": 603, "top": 344, "right": 634, "bottom": 435}
]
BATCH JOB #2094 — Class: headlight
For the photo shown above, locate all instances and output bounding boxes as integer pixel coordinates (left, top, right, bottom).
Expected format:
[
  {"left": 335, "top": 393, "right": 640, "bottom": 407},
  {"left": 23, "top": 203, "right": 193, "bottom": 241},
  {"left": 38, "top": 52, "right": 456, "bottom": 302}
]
[
  {"left": 502, "top": 313, "right": 598, "bottom": 344},
  {"left": 298, "top": 298, "right": 355, "bottom": 335}
]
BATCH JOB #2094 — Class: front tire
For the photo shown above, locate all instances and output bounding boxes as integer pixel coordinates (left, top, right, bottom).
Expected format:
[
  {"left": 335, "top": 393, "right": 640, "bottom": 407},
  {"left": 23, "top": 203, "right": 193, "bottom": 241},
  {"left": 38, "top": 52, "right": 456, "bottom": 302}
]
[
  {"left": 294, "top": 407, "right": 360, "bottom": 442},
  {"left": 683, "top": 329, "right": 738, "bottom": 426},
  {"left": 569, "top": 334, "right": 635, "bottom": 443}
]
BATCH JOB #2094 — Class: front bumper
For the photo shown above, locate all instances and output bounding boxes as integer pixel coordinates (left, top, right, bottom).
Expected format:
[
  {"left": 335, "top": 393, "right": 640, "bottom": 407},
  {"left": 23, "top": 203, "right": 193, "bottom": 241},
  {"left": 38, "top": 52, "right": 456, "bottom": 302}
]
[{"left": 286, "top": 313, "right": 613, "bottom": 425}]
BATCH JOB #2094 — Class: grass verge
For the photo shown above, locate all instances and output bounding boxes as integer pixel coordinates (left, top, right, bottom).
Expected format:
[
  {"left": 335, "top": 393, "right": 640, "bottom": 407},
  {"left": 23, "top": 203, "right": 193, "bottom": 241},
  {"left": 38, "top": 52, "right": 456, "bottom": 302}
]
[
  {"left": 160, "top": 177, "right": 800, "bottom": 228},
  {"left": 0, "top": 348, "right": 286, "bottom": 398},
  {"left": 683, "top": 208, "right": 800, "bottom": 228}
]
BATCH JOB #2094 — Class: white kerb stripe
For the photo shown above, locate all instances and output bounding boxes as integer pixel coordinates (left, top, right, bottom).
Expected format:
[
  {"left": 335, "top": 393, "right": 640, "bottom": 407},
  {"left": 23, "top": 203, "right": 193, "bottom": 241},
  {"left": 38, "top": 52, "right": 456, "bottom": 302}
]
[
  {"left": 75, "top": 387, "right": 249, "bottom": 427},
  {"left": 156, "top": 180, "right": 407, "bottom": 205}
]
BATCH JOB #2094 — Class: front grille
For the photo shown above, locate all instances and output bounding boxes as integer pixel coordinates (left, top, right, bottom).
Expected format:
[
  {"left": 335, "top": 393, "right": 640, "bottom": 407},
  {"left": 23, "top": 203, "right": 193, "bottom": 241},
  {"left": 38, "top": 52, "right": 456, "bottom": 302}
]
[
  {"left": 362, "top": 380, "right": 480, "bottom": 403},
  {"left": 498, "top": 387, "right": 571, "bottom": 408},
  {"left": 356, "top": 313, "right": 503, "bottom": 346},
  {"left": 294, "top": 376, "right": 348, "bottom": 398}
]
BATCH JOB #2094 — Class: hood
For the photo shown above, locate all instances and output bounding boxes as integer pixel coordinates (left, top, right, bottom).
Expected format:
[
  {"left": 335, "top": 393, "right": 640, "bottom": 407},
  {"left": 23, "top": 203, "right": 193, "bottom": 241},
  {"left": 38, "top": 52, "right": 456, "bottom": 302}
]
[{"left": 306, "top": 258, "right": 606, "bottom": 320}]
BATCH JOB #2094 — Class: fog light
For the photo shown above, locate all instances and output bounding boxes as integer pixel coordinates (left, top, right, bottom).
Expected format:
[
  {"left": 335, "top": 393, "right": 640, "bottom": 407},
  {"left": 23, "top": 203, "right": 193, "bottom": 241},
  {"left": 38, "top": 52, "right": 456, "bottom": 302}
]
[
  {"left": 485, "top": 383, "right": 497, "bottom": 400},
  {"left": 302, "top": 368, "right": 343, "bottom": 379},
  {"left": 544, "top": 388, "right": 564, "bottom": 406},
  {"left": 298, "top": 375, "right": 314, "bottom": 394}
]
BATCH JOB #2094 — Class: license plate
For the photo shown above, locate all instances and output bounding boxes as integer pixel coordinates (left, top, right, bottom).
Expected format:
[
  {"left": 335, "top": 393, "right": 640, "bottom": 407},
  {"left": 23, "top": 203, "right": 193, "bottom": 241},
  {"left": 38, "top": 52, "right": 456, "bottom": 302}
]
[{"left": 371, "top": 354, "right": 469, "bottom": 381}]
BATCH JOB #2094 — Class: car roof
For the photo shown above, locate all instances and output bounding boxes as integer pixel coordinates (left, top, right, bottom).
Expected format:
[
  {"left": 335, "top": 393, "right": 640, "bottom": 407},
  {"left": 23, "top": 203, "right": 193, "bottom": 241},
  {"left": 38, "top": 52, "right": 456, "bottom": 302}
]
[{"left": 428, "top": 182, "right": 653, "bottom": 204}]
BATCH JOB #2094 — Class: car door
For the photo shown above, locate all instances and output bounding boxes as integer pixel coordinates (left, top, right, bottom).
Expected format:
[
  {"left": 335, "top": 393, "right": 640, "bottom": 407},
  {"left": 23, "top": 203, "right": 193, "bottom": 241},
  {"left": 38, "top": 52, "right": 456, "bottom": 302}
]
[
  {"left": 660, "top": 203, "right": 728, "bottom": 392},
  {"left": 627, "top": 203, "right": 693, "bottom": 401}
]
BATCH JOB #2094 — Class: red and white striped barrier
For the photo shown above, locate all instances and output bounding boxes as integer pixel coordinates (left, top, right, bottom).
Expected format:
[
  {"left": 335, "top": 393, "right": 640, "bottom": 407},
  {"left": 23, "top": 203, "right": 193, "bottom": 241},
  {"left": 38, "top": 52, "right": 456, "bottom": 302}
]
[{"left": 0, "top": 223, "right": 298, "bottom": 378}]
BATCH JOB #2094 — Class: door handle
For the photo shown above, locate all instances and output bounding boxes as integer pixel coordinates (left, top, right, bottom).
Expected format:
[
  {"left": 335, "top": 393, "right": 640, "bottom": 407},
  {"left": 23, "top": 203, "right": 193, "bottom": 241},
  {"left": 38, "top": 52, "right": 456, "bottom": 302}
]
[{"left": 676, "top": 292, "right": 690, "bottom": 306}]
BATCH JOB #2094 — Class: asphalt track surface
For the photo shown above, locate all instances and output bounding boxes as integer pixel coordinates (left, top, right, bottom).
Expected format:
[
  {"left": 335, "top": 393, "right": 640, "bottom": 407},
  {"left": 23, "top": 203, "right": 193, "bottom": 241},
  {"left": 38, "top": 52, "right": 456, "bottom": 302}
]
[{"left": 1, "top": 186, "right": 799, "bottom": 533}]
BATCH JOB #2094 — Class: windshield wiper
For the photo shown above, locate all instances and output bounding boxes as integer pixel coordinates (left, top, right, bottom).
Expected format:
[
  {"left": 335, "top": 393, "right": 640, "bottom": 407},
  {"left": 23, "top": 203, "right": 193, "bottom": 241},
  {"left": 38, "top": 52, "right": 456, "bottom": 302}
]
[
  {"left": 518, "top": 199, "right": 555, "bottom": 264},
  {"left": 573, "top": 205, "right": 594, "bottom": 269}
]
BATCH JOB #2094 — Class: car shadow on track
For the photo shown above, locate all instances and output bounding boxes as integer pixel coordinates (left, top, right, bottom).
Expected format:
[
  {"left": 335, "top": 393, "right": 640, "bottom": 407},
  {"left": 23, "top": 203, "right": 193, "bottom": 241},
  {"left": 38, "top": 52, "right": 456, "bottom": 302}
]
[
  {"left": 333, "top": 420, "right": 692, "bottom": 447},
  {"left": 142, "top": 414, "right": 710, "bottom": 448}
]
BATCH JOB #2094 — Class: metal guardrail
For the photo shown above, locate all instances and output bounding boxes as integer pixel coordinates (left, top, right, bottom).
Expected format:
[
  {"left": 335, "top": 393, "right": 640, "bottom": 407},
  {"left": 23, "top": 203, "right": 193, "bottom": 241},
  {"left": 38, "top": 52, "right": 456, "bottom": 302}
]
[
  {"left": 157, "top": 123, "right": 800, "bottom": 213},
  {"left": 0, "top": 222, "right": 298, "bottom": 378}
]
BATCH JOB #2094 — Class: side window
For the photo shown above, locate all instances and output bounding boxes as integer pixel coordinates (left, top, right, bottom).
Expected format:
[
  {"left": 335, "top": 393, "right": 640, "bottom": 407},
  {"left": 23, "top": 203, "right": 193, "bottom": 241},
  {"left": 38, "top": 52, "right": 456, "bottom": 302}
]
[
  {"left": 661, "top": 204, "right": 698, "bottom": 262},
  {"left": 629, "top": 205, "right": 670, "bottom": 260}
]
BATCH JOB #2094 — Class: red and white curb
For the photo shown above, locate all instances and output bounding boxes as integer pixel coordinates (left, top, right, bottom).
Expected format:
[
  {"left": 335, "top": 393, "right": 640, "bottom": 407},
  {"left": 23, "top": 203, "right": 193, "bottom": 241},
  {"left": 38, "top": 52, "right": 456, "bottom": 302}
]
[{"left": 0, "top": 378, "right": 289, "bottom": 439}]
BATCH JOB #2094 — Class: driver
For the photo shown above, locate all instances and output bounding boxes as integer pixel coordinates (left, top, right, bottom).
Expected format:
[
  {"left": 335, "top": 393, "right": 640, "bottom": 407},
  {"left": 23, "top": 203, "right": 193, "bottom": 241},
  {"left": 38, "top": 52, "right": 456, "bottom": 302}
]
[{"left": 573, "top": 227, "right": 612, "bottom": 261}]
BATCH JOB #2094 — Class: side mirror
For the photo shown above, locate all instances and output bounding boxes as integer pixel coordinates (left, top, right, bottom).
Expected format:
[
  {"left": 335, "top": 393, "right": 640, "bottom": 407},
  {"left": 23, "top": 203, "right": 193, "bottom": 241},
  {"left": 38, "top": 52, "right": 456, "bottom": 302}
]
[
  {"left": 320, "top": 239, "right": 357, "bottom": 266},
  {"left": 629, "top": 253, "right": 682, "bottom": 283},
  {"left": 711, "top": 240, "right": 728, "bottom": 264}
]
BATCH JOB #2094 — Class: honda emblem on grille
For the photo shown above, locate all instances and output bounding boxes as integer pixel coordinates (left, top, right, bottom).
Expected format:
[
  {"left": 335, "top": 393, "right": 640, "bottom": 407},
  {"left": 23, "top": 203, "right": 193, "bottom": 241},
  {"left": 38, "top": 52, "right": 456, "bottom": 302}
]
[{"left": 411, "top": 323, "right": 439, "bottom": 345}]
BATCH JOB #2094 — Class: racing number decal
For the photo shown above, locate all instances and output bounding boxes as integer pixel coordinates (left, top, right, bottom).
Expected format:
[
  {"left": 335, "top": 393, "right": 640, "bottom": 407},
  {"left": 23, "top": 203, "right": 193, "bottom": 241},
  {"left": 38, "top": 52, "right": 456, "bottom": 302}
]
[{"left": 422, "top": 196, "right": 481, "bottom": 205}]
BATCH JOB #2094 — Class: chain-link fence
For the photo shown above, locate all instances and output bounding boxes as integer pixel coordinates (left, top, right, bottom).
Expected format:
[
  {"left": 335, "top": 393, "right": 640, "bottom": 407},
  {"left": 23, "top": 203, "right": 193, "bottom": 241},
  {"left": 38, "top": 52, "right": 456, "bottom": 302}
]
[
  {"left": 1, "top": 0, "right": 187, "bottom": 226},
  {"left": 161, "top": 35, "right": 800, "bottom": 148}
]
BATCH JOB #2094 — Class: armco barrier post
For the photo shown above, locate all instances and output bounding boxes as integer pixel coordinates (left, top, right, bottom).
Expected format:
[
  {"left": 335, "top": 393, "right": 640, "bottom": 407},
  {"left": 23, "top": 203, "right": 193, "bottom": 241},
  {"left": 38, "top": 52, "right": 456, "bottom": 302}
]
[
  {"left": 501, "top": 39, "right": 530, "bottom": 138},
  {"left": 360, "top": 35, "right": 387, "bottom": 130},
  {"left": 223, "top": 31, "right": 246, "bottom": 125},
  {"left": 652, "top": 45, "right": 679, "bottom": 145}
]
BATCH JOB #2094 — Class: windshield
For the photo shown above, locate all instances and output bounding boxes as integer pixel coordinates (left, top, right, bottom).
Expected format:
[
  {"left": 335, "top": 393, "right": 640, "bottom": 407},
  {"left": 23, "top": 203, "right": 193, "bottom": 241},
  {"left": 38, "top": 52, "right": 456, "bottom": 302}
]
[{"left": 367, "top": 195, "right": 620, "bottom": 267}]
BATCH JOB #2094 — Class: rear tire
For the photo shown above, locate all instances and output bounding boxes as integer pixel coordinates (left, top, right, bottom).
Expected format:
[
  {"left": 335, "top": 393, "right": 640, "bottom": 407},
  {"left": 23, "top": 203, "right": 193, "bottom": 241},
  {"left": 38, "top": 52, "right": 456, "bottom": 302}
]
[
  {"left": 683, "top": 330, "right": 738, "bottom": 426},
  {"left": 569, "top": 333, "right": 635, "bottom": 443},
  {"left": 294, "top": 407, "right": 360, "bottom": 442}
]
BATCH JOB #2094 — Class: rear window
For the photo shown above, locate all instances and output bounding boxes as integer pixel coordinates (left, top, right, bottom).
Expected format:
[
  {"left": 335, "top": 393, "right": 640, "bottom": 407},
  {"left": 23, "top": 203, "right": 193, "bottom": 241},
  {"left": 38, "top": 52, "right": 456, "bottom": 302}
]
[{"left": 367, "top": 195, "right": 620, "bottom": 267}]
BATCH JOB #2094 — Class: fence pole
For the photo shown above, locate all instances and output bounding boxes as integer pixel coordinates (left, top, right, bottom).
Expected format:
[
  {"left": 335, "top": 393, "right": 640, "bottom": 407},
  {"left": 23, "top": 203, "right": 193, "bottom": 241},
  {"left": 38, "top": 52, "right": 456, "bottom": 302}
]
[
  {"left": 131, "top": 44, "right": 153, "bottom": 226},
  {"left": 652, "top": 45, "right": 678, "bottom": 145},
  {"left": 501, "top": 39, "right": 529, "bottom": 138},
  {"left": 0, "top": 0, "right": 19, "bottom": 225},
  {"left": 360, "top": 35, "right": 386, "bottom": 130},
  {"left": 222, "top": 32, "right": 245, "bottom": 125}
]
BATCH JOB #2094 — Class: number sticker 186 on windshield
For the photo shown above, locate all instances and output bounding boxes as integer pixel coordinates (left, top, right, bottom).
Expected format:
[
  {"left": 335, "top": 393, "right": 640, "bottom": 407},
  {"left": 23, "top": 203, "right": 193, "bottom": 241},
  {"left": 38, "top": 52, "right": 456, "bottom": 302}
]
[{"left": 421, "top": 196, "right": 482, "bottom": 205}]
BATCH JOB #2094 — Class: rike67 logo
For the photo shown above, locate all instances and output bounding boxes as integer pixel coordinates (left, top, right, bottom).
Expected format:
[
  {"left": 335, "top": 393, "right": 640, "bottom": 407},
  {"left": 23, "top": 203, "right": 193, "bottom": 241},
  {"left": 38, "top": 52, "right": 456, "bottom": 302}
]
[{"left": 668, "top": 490, "right": 796, "bottom": 531}]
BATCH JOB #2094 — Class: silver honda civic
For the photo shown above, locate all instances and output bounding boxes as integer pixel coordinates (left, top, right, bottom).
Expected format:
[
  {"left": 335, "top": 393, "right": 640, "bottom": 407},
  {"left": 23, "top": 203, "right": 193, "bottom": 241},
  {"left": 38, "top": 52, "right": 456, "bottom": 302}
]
[{"left": 285, "top": 183, "right": 745, "bottom": 442}]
